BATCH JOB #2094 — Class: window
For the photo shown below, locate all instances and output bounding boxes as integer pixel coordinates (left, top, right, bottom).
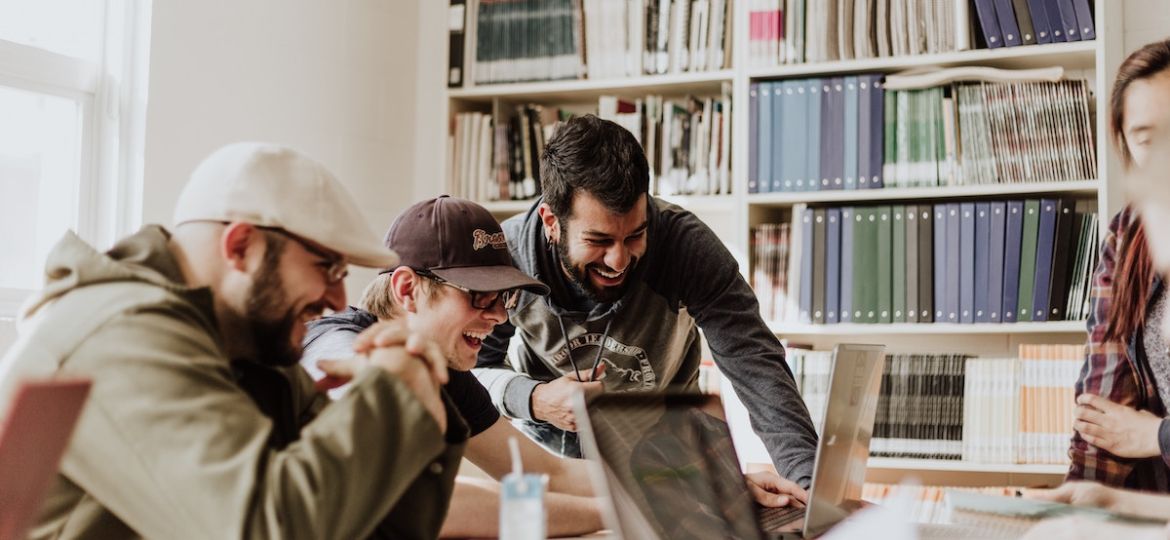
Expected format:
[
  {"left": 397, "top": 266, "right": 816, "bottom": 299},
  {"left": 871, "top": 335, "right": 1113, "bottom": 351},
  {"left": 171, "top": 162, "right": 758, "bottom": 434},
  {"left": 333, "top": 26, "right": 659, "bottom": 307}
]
[{"left": 0, "top": 0, "right": 150, "bottom": 315}]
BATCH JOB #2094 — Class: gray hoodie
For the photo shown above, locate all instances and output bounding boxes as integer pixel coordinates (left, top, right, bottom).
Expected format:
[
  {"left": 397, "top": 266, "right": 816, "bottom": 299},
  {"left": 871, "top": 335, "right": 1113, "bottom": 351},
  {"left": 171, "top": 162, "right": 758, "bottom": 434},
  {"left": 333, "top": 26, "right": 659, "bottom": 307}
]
[{"left": 474, "top": 197, "right": 818, "bottom": 486}]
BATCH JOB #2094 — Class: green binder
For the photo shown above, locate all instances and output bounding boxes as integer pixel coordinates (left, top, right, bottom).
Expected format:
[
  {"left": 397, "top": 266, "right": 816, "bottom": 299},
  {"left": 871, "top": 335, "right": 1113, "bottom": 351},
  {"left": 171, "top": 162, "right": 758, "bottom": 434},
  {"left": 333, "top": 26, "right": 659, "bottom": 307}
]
[{"left": 1017, "top": 200, "right": 1041, "bottom": 322}]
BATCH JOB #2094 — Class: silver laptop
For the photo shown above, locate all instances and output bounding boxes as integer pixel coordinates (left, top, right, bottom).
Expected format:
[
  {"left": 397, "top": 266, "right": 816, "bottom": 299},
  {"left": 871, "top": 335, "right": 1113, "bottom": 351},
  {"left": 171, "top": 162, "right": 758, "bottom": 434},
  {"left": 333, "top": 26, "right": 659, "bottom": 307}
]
[{"left": 574, "top": 343, "right": 886, "bottom": 540}]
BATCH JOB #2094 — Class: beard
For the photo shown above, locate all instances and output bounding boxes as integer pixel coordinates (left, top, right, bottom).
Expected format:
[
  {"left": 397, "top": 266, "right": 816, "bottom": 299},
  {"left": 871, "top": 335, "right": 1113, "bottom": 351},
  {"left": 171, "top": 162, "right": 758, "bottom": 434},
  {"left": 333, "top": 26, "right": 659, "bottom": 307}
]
[
  {"left": 556, "top": 231, "right": 637, "bottom": 304},
  {"left": 243, "top": 241, "right": 304, "bottom": 368}
]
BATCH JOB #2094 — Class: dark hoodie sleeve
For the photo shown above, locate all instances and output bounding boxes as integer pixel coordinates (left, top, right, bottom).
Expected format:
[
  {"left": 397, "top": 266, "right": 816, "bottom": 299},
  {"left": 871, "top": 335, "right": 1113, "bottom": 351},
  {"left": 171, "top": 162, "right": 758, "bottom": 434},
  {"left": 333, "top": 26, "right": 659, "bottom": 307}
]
[{"left": 661, "top": 209, "right": 819, "bottom": 487}]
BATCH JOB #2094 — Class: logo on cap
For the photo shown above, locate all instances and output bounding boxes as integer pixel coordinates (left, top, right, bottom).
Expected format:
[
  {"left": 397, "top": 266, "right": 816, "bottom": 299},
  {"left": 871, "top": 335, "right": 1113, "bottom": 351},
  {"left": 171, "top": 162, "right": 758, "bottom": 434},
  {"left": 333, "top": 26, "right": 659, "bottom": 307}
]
[{"left": 472, "top": 229, "right": 507, "bottom": 251}]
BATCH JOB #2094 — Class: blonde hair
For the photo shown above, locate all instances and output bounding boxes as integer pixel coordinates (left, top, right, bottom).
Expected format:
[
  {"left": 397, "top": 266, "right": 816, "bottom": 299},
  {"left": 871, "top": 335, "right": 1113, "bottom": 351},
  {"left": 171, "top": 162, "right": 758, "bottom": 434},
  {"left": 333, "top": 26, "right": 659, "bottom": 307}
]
[{"left": 359, "top": 271, "right": 435, "bottom": 320}]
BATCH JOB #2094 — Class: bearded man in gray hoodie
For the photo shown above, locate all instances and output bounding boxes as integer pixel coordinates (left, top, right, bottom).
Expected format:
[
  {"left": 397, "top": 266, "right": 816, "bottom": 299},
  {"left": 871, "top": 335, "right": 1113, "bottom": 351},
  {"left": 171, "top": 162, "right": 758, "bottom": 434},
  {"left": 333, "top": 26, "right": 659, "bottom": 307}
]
[{"left": 473, "top": 115, "right": 818, "bottom": 498}]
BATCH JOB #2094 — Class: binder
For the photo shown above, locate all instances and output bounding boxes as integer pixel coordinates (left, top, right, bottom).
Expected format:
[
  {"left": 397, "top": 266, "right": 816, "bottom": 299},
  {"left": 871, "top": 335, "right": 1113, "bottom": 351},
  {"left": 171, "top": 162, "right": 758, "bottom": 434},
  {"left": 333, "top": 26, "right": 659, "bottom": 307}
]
[
  {"left": 972, "top": 0, "right": 1005, "bottom": 48},
  {"left": 841, "top": 207, "right": 855, "bottom": 322},
  {"left": 933, "top": 204, "right": 947, "bottom": 322},
  {"left": 807, "top": 79, "right": 824, "bottom": 192},
  {"left": 826, "top": 208, "right": 842, "bottom": 324},
  {"left": 960, "top": 203, "right": 976, "bottom": 324},
  {"left": 827, "top": 78, "right": 846, "bottom": 190},
  {"left": 992, "top": 0, "right": 1023, "bottom": 47},
  {"left": 918, "top": 206, "right": 934, "bottom": 323},
  {"left": 1047, "top": 200, "right": 1076, "bottom": 321},
  {"left": 790, "top": 81, "right": 810, "bottom": 192},
  {"left": 758, "top": 82, "right": 773, "bottom": 193},
  {"left": 1043, "top": 0, "right": 1074, "bottom": 41},
  {"left": 820, "top": 78, "right": 836, "bottom": 191},
  {"left": 1011, "top": 0, "right": 1038, "bottom": 44},
  {"left": 988, "top": 202, "right": 1007, "bottom": 323},
  {"left": 869, "top": 76, "right": 885, "bottom": 189},
  {"left": 946, "top": 203, "right": 961, "bottom": 323},
  {"left": 857, "top": 208, "right": 880, "bottom": 323},
  {"left": 906, "top": 204, "right": 920, "bottom": 323},
  {"left": 1072, "top": 0, "right": 1095, "bottom": 40},
  {"left": 1052, "top": 0, "right": 1082, "bottom": 41},
  {"left": 844, "top": 76, "right": 860, "bottom": 190},
  {"left": 857, "top": 76, "right": 872, "bottom": 190},
  {"left": 1002, "top": 201, "right": 1025, "bottom": 323},
  {"left": 893, "top": 206, "right": 907, "bottom": 323},
  {"left": 448, "top": 0, "right": 468, "bottom": 87},
  {"left": 749, "top": 83, "right": 760, "bottom": 193},
  {"left": 1026, "top": 0, "right": 1054, "bottom": 43},
  {"left": 1017, "top": 200, "right": 1041, "bottom": 322},
  {"left": 974, "top": 202, "right": 992, "bottom": 323},
  {"left": 813, "top": 208, "right": 827, "bottom": 323},
  {"left": 877, "top": 206, "right": 893, "bottom": 323},
  {"left": 1031, "top": 199, "right": 1059, "bottom": 322},
  {"left": 771, "top": 81, "right": 786, "bottom": 192},
  {"left": 800, "top": 206, "right": 815, "bottom": 322}
]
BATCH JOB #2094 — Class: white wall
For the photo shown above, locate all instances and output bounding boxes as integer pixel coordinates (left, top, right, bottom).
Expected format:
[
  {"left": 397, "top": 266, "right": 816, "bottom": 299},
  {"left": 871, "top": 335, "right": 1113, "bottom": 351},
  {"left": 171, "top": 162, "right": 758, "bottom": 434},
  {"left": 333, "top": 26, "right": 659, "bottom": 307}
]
[
  {"left": 141, "top": 0, "right": 423, "bottom": 303},
  {"left": 0, "top": 1, "right": 425, "bottom": 355},
  {"left": 1123, "top": 0, "right": 1170, "bottom": 52}
]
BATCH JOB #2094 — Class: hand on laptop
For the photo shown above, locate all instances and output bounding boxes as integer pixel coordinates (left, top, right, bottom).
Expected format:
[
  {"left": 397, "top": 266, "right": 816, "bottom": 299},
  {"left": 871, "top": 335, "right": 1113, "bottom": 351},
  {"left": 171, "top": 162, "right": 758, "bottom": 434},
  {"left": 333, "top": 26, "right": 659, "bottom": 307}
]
[
  {"left": 745, "top": 470, "right": 808, "bottom": 507},
  {"left": 532, "top": 364, "right": 606, "bottom": 432}
]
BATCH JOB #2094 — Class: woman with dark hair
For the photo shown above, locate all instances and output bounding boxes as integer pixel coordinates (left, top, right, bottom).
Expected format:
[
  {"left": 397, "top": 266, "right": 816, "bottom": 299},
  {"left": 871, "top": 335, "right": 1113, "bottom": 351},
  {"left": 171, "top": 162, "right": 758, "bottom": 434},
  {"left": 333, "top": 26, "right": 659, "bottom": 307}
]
[{"left": 1067, "top": 38, "right": 1170, "bottom": 492}]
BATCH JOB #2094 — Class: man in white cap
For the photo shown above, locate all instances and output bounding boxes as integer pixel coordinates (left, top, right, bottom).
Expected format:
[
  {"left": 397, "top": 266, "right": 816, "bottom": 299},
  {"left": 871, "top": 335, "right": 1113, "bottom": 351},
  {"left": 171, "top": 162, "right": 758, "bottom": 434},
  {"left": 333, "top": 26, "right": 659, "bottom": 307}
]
[{"left": 0, "top": 142, "right": 464, "bottom": 539}]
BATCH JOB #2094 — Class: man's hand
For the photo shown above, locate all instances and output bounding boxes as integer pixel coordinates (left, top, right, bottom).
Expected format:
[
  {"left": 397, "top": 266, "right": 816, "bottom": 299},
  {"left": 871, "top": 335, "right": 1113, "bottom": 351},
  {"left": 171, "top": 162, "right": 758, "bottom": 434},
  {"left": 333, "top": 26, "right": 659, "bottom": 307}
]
[
  {"left": 367, "top": 345, "right": 448, "bottom": 433},
  {"left": 354, "top": 320, "right": 448, "bottom": 385},
  {"left": 745, "top": 471, "right": 808, "bottom": 507},
  {"left": 315, "top": 357, "right": 365, "bottom": 392},
  {"left": 531, "top": 365, "right": 606, "bottom": 431},
  {"left": 1073, "top": 394, "right": 1163, "bottom": 458}
]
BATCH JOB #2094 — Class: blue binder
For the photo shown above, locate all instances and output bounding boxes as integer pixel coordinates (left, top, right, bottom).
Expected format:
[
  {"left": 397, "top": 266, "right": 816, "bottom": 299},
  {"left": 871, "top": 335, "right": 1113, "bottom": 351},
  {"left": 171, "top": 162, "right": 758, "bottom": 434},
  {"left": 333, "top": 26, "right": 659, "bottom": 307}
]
[
  {"left": 973, "top": 0, "right": 1005, "bottom": 48},
  {"left": 844, "top": 77, "right": 860, "bottom": 190},
  {"left": 1002, "top": 201, "right": 1025, "bottom": 323},
  {"left": 960, "top": 203, "right": 976, "bottom": 324},
  {"left": 806, "top": 79, "right": 823, "bottom": 192},
  {"left": 791, "top": 81, "right": 810, "bottom": 192},
  {"left": 827, "top": 78, "right": 846, "bottom": 190},
  {"left": 974, "top": 202, "right": 992, "bottom": 323},
  {"left": 857, "top": 76, "right": 872, "bottom": 190},
  {"left": 1072, "top": 0, "right": 1095, "bottom": 40},
  {"left": 1053, "top": 0, "right": 1082, "bottom": 41},
  {"left": 933, "top": 204, "right": 947, "bottom": 322},
  {"left": 771, "top": 81, "right": 786, "bottom": 192},
  {"left": 946, "top": 204, "right": 961, "bottom": 323},
  {"left": 988, "top": 202, "right": 1007, "bottom": 323},
  {"left": 819, "top": 79, "right": 835, "bottom": 191},
  {"left": 749, "top": 83, "right": 760, "bottom": 193},
  {"left": 869, "top": 76, "right": 885, "bottom": 190},
  {"left": 758, "top": 82, "right": 773, "bottom": 193},
  {"left": 1026, "top": 0, "right": 1054, "bottom": 43},
  {"left": 1031, "top": 199, "right": 1059, "bottom": 322},
  {"left": 826, "top": 207, "right": 842, "bottom": 324},
  {"left": 992, "top": 0, "right": 1023, "bottom": 46}
]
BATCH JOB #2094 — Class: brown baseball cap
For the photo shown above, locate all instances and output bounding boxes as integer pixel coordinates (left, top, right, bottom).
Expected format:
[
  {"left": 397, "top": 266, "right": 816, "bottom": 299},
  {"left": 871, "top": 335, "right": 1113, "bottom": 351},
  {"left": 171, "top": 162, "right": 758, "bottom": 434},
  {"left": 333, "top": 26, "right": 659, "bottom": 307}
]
[{"left": 384, "top": 196, "right": 549, "bottom": 295}]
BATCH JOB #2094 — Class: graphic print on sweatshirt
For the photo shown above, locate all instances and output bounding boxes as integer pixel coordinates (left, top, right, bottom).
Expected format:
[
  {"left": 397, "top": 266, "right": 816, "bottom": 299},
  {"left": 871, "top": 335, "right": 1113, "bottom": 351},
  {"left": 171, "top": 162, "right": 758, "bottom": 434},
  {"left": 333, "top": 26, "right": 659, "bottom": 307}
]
[{"left": 551, "top": 332, "right": 656, "bottom": 390}]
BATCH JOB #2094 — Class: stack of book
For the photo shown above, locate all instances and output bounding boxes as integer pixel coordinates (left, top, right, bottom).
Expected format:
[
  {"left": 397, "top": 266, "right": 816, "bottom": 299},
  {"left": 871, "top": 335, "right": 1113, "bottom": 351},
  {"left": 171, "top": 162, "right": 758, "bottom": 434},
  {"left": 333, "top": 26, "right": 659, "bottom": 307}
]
[
  {"left": 784, "top": 344, "right": 1084, "bottom": 465},
  {"left": 749, "top": 76, "right": 1096, "bottom": 193},
  {"left": 747, "top": 0, "right": 966, "bottom": 67},
  {"left": 449, "top": 105, "right": 563, "bottom": 202},
  {"left": 751, "top": 199, "right": 1099, "bottom": 325},
  {"left": 469, "top": 0, "right": 585, "bottom": 84}
]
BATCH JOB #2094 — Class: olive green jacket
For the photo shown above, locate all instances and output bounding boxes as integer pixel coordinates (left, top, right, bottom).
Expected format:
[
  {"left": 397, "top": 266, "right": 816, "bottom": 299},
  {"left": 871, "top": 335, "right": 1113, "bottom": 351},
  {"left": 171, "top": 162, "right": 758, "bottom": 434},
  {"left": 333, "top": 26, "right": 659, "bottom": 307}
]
[{"left": 0, "top": 226, "right": 467, "bottom": 539}]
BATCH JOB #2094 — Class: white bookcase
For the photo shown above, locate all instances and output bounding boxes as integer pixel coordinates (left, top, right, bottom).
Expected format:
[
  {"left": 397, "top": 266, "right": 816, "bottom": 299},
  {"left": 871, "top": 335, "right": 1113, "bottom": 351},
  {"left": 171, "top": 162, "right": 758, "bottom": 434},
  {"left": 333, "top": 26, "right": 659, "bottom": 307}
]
[{"left": 443, "top": 0, "right": 1125, "bottom": 487}]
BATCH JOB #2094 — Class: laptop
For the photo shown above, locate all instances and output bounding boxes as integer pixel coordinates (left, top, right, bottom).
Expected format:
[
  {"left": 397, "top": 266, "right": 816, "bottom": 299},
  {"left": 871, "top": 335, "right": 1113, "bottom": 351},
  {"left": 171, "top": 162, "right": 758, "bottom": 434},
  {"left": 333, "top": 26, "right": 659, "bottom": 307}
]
[
  {"left": 0, "top": 379, "right": 92, "bottom": 540},
  {"left": 575, "top": 343, "right": 886, "bottom": 540}
]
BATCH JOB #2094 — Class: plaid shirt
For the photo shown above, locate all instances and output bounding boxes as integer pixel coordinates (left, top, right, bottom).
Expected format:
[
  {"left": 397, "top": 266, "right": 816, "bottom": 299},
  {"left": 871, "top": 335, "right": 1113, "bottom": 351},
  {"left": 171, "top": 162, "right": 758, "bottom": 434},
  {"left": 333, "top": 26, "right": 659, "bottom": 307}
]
[{"left": 1068, "top": 206, "right": 1170, "bottom": 491}]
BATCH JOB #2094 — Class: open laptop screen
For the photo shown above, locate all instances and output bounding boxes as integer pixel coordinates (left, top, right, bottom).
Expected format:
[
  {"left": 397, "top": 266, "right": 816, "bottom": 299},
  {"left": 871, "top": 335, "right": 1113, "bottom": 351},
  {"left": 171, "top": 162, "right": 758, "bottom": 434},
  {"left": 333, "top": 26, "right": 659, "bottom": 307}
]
[{"left": 578, "top": 392, "right": 765, "bottom": 540}]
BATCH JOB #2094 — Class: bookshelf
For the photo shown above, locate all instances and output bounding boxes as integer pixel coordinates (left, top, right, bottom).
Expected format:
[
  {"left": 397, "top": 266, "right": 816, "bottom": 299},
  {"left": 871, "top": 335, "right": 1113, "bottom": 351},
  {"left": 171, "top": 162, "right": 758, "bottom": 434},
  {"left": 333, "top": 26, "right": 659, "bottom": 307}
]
[{"left": 442, "top": 0, "right": 1124, "bottom": 486}]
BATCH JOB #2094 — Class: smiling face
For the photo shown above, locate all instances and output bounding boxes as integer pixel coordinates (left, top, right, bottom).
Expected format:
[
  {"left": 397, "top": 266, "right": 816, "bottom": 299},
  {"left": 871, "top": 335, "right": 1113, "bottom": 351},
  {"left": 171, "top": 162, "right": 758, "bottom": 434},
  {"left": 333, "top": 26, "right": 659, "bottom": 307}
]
[
  {"left": 542, "top": 192, "right": 649, "bottom": 304},
  {"left": 244, "top": 228, "right": 347, "bottom": 367},
  {"left": 392, "top": 268, "right": 508, "bottom": 371}
]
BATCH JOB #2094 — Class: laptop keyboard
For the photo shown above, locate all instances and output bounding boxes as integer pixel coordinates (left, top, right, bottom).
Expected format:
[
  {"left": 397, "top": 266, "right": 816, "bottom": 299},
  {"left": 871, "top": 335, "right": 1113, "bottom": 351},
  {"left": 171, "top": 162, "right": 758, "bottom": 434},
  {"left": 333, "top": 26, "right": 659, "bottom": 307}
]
[{"left": 758, "top": 505, "right": 805, "bottom": 532}]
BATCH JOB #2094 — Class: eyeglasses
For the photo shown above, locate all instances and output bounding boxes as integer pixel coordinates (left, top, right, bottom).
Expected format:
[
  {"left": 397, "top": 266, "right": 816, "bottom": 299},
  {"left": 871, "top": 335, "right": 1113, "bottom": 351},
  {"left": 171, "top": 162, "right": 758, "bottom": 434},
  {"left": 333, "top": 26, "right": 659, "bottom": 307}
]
[
  {"left": 419, "top": 271, "right": 520, "bottom": 311},
  {"left": 263, "top": 227, "right": 349, "bottom": 284}
]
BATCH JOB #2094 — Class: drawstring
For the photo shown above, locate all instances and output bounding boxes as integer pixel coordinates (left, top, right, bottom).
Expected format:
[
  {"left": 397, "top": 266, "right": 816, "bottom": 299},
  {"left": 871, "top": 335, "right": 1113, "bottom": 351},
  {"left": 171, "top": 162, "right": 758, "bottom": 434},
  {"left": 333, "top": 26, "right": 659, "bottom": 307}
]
[{"left": 556, "top": 314, "right": 613, "bottom": 382}]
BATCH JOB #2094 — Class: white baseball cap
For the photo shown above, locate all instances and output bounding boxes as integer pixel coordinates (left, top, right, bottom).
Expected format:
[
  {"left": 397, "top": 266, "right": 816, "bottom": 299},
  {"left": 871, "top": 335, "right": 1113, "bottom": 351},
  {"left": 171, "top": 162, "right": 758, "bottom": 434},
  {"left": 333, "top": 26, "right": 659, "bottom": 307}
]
[{"left": 173, "top": 142, "right": 398, "bottom": 268}]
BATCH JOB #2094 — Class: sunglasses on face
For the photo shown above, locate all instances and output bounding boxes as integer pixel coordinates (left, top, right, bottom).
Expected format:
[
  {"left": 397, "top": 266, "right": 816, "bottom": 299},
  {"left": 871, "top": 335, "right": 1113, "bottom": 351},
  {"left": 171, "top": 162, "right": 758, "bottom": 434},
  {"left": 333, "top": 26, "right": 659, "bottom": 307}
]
[{"left": 417, "top": 270, "right": 520, "bottom": 310}]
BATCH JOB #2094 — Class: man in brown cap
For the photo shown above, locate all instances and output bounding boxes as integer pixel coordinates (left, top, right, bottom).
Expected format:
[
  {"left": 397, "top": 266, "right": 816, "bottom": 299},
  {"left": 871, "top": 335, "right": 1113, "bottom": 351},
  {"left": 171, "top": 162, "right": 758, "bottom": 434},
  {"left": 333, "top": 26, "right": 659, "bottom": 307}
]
[
  {"left": 0, "top": 142, "right": 462, "bottom": 539},
  {"left": 303, "top": 195, "right": 604, "bottom": 538}
]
